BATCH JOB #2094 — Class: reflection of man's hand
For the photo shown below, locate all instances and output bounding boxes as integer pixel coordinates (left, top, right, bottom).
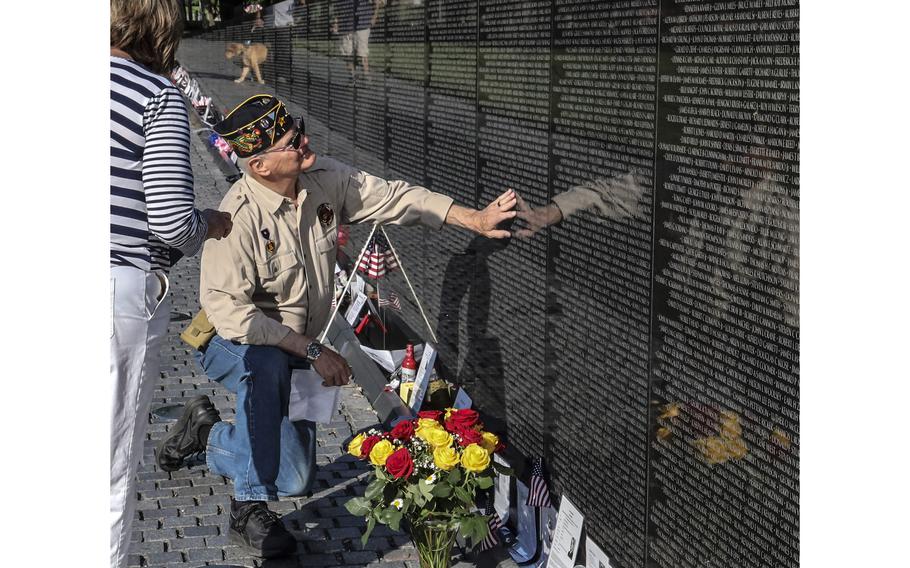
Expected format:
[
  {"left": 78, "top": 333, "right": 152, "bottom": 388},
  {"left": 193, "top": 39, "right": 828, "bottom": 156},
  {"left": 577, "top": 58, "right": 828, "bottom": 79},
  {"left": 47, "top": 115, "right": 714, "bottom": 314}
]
[
  {"left": 513, "top": 194, "right": 562, "bottom": 239},
  {"left": 311, "top": 347, "right": 352, "bottom": 387}
]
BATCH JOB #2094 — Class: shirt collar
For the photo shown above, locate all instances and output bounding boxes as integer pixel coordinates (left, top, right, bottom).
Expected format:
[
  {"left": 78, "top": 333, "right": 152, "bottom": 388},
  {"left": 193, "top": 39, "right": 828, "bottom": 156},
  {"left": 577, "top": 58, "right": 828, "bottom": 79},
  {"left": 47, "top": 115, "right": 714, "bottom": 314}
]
[{"left": 244, "top": 173, "right": 301, "bottom": 215}]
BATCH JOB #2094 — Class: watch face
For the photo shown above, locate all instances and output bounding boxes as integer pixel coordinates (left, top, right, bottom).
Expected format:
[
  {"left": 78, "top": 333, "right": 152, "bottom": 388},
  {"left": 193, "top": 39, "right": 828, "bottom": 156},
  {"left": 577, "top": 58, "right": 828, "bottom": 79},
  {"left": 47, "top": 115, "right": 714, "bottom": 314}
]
[{"left": 307, "top": 342, "right": 322, "bottom": 360}]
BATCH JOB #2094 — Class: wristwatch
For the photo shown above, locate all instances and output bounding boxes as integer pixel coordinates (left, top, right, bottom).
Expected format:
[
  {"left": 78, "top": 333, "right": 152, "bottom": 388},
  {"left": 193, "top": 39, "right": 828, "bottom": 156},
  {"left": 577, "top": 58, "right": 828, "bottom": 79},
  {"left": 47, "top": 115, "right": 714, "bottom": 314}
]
[{"left": 305, "top": 341, "right": 323, "bottom": 362}]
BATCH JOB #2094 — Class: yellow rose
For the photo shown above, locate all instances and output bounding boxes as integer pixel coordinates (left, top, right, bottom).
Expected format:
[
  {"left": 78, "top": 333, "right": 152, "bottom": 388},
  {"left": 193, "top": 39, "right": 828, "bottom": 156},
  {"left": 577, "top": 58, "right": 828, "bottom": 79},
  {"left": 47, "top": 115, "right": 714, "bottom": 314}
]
[
  {"left": 347, "top": 433, "right": 366, "bottom": 458},
  {"left": 433, "top": 446, "right": 460, "bottom": 471},
  {"left": 417, "top": 418, "right": 443, "bottom": 431},
  {"left": 369, "top": 439, "right": 395, "bottom": 466},
  {"left": 416, "top": 420, "right": 444, "bottom": 442},
  {"left": 423, "top": 427, "right": 453, "bottom": 449},
  {"left": 460, "top": 443, "right": 491, "bottom": 472},
  {"left": 480, "top": 432, "right": 499, "bottom": 453}
]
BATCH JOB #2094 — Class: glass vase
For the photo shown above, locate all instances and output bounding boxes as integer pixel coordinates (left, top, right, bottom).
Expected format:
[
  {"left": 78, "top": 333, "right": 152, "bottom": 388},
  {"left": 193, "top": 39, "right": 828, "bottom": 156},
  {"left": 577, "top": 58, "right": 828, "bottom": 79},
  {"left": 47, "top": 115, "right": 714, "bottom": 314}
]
[{"left": 409, "top": 517, "right": 459, "bottom": 568}]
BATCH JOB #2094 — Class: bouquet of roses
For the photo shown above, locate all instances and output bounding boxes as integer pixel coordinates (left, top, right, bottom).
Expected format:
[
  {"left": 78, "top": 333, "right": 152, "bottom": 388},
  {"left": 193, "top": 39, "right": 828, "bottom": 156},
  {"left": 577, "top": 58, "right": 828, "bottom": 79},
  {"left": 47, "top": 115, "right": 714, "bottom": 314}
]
[
  {"left": 243, "top": 1, "right": 262, "bottom": 14},
  {"left": 344, "top": 408, "right": 509, "bottom": 548}
]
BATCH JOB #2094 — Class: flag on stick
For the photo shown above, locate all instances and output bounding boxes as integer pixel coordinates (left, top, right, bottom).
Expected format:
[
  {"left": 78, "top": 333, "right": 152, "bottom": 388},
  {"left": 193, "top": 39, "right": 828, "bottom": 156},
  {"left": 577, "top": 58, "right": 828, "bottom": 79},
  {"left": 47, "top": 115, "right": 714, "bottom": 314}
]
[{"left": 525, "top": 457, "right": 552, "bottom": 508}]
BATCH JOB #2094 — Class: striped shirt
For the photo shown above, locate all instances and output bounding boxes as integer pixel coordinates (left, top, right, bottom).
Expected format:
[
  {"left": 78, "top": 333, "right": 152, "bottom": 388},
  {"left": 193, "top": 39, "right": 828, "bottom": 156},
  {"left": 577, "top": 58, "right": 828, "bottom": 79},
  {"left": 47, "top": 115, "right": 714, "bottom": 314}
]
[{"left": 111, "top": 56, "right": 207, "bottom": 272}]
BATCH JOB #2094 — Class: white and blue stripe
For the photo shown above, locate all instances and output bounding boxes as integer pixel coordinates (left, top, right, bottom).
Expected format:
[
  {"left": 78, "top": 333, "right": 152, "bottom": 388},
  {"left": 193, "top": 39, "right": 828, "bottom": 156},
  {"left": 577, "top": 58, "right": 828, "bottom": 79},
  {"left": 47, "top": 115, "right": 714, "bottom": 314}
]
[{"left": 111, "top": 56, "right": 207, "bottom": 272}]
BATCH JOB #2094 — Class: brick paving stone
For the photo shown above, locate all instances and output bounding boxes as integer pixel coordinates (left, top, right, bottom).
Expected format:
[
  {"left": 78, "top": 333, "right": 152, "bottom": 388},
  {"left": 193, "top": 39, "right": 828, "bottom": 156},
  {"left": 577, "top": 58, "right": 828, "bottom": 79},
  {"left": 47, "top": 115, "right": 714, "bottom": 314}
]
[
  {"left": 382, "top": 548, "right": 418, "bottom": 562},
  {"left": 134, "top": 540, "right": 166, "bottom": 554},
  {"left": 145, "top": 551, "right": 184, "bottom": 564},
  {"left": 173, "top": 485, "right": 212, "bottom": 497},
  {"left": 344, "top": 551, "right": 380, "bottom": 564},
  {"left": 187, "top": 547, "right": 224, "bottom": 562},
  {"left": 143, "top": 529, "right": 178, "bottom": 542},
  {"left": 167, "top": 536, "right": 206, "bottom": 550},
  {"left": 300, "top": 553, "right": 341, "bottom": 566},
  {"left": 162, "top": 516, "right": 199, "bottom": 529},
  {"left": 204, "top": 534, "right": 231, "bottom": 547}
]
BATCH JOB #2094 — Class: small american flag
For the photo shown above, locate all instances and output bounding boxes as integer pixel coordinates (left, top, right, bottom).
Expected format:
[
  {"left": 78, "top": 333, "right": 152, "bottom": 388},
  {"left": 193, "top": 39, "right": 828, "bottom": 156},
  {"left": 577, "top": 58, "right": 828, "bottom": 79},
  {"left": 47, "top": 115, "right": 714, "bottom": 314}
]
[
  {"left": 378, "top": 291, "right": 401, "bottom": 310},
  {"left": 478, "top": 502, "right": 503, "bottom": 551},
  {"left": 357, "top": 233, "right": 398, "bottom": 279},
  {"left": 525, "top": 457, "right": 552, "bottom": 507}
]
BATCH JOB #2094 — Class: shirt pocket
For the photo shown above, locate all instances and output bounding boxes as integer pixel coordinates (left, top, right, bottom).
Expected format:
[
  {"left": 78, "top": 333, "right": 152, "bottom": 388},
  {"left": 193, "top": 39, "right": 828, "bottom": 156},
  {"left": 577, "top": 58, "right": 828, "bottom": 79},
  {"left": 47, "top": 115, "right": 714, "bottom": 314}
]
[
  {"left": 256, "top": 251, "right": 301, "bottom": 293},
  {"left": 315, "top": 231, "right": 337, "bottom": 254}
]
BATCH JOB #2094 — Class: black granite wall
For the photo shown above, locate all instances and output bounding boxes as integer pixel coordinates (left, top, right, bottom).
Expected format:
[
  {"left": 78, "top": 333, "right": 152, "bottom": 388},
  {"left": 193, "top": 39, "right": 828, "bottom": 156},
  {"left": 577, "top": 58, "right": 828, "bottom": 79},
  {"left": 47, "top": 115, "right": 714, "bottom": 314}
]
[{"left": 202, "top": 1, "right": 799, "bottom": 566}]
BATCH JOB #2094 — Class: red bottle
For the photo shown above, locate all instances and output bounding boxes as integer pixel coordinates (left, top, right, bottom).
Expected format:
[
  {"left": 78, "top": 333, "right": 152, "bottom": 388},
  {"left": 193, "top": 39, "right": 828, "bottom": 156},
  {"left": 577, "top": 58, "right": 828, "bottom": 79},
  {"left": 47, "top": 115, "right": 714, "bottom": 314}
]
[{"left": 401, "top": 344, "right": 418, "bottom": 383}]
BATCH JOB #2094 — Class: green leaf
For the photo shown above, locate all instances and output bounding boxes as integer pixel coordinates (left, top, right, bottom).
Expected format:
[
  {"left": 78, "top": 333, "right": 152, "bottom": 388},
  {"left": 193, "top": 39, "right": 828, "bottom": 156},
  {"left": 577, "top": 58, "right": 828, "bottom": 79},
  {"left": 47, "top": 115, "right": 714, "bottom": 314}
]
[
  {"left": 447, "top": 468, "right": 462, "bottom": 485},
  {"left": 476, "top": 475, "right": 494, "bottom": 490},
  {"left": 418, "top": 479, "right": 435, "bottom": 499},
  {"left": 453, "top": 486, "right": 473, "bottom": 506},
  {"left": 387, "top": 509, "right": 403, "bottom": 531},
  {"left": 432, "top": 482, "right": 453, "bottom": 498},
  {"left": 458, "top": 515, "right": 490, "bottom": 548},
  {"left": 360, "top": 515, "right": 376, "bottom": 547},
  {"left": 344, "top": 496, "right": 372, "bottom": 517},
  {"left": 365, "top": 478, "right": 387, "bottom": 500},
  {"left": 378, "top": 506, "right": 397, "bottom": 525},
  {"left": 491, "top": 461, "right": 514, "bottom": 476}
]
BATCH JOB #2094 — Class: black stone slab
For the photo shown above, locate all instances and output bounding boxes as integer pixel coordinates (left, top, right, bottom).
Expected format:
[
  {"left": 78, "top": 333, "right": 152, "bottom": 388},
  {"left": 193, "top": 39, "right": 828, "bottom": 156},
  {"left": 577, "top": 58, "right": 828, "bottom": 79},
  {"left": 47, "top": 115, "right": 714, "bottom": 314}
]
[{"left": 196, "top": 1, "right": 800, "bottom": 565}]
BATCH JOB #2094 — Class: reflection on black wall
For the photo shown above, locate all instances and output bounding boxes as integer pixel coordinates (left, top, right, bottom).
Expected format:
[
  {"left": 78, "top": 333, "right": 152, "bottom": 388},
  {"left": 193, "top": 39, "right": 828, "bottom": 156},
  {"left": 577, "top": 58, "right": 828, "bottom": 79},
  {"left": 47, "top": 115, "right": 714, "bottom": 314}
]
[{"left": 202, "top": 1, "right": 799, "bottom": 566}]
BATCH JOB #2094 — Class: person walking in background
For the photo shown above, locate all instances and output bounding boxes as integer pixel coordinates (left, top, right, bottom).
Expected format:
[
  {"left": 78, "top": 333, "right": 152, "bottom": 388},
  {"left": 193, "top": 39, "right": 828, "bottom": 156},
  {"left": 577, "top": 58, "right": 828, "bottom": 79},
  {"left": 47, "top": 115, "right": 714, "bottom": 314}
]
[
  {"left": 332, "top": 0, "right": 382, "bottom": 77},
  {"left": 110, "top": 1, "right": 233, "bottom": 567}
]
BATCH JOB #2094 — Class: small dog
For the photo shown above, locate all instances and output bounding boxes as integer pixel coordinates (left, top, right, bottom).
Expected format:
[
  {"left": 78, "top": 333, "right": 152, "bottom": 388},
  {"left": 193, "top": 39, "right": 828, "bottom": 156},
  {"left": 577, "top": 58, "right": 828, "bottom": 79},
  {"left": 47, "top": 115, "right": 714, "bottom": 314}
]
[{"left": 225, "top": 42, "right": 268, "bottom": 84}]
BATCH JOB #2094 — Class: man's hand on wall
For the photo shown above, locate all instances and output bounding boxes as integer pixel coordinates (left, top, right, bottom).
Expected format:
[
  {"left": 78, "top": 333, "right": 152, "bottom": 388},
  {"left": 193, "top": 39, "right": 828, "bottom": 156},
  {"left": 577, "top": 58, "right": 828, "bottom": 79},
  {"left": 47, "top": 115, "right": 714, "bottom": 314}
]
[{"left": 446, "top": 188, "right": 518, "bottom": 239}]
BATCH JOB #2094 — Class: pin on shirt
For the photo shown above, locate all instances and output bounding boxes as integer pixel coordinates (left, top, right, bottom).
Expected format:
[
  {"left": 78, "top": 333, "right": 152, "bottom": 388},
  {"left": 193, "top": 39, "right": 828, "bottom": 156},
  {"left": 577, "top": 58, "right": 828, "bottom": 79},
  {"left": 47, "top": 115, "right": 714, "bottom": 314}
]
[
  {"left": 260, "top": 228, "right": 276, "bottom": 255},
  {"left": 317, "top": 203, "right": 335, "bottom": 227}
]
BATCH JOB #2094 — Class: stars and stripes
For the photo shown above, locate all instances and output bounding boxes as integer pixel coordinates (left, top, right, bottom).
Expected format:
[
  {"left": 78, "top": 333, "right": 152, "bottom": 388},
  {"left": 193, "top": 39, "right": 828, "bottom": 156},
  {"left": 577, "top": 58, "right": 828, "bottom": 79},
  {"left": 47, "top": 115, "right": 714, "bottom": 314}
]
[
  {"left": 378, "top": 291, "right": 401, "bottom": 310},
  {"left": 479, "top": 501, "right": 504, "bottom": 551},
  {"left": 357, "top": 233, "right": 398, "bottom": 279},
  {"left": 526, "top": 457, "right": 552, "bottom": 508}
]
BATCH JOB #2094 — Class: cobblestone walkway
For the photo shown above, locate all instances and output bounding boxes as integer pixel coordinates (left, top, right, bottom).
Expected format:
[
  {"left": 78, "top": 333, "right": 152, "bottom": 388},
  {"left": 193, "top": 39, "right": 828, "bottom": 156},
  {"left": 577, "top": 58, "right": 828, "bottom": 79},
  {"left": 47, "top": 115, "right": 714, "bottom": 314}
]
[{"left": 127, "top": 38, "right": 515, "bottom": 568}]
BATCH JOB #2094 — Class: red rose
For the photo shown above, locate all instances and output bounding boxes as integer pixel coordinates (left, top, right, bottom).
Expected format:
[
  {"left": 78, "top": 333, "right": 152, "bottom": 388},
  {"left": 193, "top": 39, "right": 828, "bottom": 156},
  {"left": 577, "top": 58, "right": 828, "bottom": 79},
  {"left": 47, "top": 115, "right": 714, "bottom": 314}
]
[
  {"left": 390, "top": 420, "right": 416, "bottom": 441},
  {"left": 359, "top": 435, "right": 382, "bottom": 459},
  {"left": 445, "top": 409, "right": 479, "bottom": 432},
  {"left": 418, "top": 410, "right": 444, "bottom": 422},
  {"left": 457, "top": 428, "right": 483, "bottom": 447},
  {"left": 384, "top": 447, "right": 414, "bottom": 479}
]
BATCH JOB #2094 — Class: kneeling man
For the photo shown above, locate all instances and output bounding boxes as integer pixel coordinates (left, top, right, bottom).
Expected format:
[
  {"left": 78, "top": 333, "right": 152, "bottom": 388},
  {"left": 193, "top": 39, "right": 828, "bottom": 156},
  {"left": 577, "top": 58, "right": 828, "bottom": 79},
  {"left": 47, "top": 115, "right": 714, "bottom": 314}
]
[{"left": 156, "top": 94, "right": 517, "bottom": 557}]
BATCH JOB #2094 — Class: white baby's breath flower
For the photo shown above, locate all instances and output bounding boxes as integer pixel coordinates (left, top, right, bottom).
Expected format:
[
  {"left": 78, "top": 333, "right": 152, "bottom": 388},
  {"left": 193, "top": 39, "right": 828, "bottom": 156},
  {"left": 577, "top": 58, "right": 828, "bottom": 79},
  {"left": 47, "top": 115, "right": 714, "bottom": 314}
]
[{"left": 391, "top": 498, "right": 404, "bottom": 510}]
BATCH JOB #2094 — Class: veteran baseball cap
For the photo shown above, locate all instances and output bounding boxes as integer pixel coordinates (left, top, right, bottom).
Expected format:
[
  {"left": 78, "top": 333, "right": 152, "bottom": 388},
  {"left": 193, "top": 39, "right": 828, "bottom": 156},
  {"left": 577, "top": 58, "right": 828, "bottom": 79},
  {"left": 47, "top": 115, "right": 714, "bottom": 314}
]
[{"left": 213, "top": 94, "right": 294, "bottom": 157}]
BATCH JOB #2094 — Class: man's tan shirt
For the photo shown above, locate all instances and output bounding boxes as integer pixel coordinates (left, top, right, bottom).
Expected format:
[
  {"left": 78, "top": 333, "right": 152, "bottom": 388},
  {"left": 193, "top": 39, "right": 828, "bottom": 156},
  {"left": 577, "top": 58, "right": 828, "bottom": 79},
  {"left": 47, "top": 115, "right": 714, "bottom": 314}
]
[{"left": 199, "top": 156, "right": 454, "bottom": 345}]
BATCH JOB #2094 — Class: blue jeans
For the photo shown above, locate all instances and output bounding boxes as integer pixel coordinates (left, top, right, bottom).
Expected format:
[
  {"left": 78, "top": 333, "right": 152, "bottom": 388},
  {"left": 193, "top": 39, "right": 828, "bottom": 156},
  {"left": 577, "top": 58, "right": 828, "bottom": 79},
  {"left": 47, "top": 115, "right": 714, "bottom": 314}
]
[{"left": 195, "top": 335, "right": 316, "bottom": 501}]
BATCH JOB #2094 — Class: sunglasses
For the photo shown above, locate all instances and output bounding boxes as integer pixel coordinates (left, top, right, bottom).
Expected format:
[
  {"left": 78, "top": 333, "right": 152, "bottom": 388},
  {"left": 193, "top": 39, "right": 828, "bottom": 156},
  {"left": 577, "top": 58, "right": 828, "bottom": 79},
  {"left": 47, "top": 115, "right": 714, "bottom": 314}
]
[{"left": 255, "top": 117, "right": 305, "bottom": 156}]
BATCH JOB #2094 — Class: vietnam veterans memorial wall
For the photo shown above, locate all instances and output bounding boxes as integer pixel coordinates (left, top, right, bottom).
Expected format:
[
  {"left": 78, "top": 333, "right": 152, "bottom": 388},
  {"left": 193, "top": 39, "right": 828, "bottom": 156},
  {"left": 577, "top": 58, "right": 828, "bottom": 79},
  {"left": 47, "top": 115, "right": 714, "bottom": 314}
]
[{"left": 197, "top": 1, "right": 799, "bottom": 566}]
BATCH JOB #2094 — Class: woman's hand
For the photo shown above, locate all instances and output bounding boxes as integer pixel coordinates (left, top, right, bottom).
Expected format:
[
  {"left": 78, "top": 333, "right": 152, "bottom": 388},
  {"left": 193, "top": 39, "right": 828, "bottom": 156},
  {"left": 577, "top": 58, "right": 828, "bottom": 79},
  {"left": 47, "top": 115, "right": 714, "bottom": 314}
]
[{"left": 202, "top": 209, "right": 233, "bottom": 240}]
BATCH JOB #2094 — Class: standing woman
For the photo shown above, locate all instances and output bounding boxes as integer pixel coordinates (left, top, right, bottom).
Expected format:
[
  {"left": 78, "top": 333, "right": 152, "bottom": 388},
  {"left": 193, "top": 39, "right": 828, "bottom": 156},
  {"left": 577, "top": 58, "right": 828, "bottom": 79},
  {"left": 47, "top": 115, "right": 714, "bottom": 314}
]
[{"left": 110, "top": 1, "right": 232, "bottom": 567}]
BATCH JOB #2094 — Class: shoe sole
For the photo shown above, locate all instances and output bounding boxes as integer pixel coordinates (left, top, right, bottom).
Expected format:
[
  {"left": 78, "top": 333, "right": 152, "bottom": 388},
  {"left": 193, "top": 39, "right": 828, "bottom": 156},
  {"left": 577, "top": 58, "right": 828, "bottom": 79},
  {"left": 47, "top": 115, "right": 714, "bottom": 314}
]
[
  {"left": 155, "top": 395, "right": 213, "bottom": 472},
  {"left": 229, "top": 527, "right": 297, "bottom": 558}
]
